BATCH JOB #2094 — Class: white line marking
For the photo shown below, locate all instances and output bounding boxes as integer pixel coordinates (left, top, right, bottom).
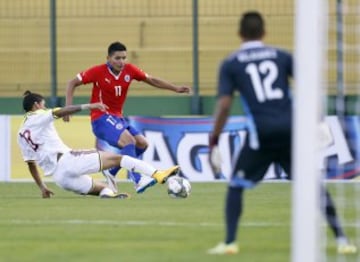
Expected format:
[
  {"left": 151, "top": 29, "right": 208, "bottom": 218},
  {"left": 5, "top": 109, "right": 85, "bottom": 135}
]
[
  {"left": 1, "top": 219, "right": 287, "bottom": 227},
  {"left": 1, "top": 220, "right": 357, "bottom": 229}
]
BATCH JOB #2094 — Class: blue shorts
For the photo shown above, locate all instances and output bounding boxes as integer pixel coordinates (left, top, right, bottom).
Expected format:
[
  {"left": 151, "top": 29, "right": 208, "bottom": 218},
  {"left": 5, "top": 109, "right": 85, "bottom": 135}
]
[{"left": 91, "top": 114, "right": 140, "bottom": 148}]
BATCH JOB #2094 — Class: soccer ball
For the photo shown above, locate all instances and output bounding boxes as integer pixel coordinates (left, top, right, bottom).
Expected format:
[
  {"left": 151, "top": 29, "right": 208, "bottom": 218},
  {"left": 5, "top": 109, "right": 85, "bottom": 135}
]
[{"left": 167, "top": 176, "right": 191, "bottom": 198}]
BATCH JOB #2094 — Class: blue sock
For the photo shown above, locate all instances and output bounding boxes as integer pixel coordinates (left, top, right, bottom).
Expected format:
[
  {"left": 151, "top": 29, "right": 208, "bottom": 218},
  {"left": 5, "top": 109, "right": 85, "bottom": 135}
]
[
  {"left": 107, "top": 167, "right": 120, "bottom": 177},
  {"left": 135, "top": 146, "right": 146, "bottom": 157},
  {"left": 225, "top": 187, "right": 244, "bottom": 244},
  {"left": 121, "top": 144, "right": 142, "bottom": 184}
]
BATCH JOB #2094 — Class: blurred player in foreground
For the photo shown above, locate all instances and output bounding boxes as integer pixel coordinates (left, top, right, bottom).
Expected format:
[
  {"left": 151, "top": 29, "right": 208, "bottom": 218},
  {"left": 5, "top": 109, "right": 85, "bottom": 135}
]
[
  {"left": 18, "top": 91, "right": 180, "bottom": 199},
  {"left": 207, "top": 11, "right": 356, "bottom": 255},
  {"left": 65, "top": 41, "right": 191, "bottom": 194}
]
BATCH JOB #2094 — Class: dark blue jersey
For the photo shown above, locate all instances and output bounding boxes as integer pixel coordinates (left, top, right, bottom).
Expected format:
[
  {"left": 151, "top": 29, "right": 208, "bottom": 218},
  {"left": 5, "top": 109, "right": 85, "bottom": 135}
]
[{"left": 217, "top": 41, "right": 293, "bottom": 148}]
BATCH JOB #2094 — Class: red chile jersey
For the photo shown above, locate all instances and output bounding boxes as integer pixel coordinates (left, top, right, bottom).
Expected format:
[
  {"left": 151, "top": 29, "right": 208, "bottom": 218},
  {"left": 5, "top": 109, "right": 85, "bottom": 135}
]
[
  {"left": 217, "top": 41, "right": 293, "bottom": 149},
  {"left": 77, "top": 63, "right": 147, "bottom": 121}
]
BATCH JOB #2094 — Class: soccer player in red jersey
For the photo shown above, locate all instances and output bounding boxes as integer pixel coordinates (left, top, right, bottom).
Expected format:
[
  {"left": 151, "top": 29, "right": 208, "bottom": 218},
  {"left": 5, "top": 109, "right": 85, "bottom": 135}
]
[{"left": 64, "top": 42, "right": 191, "bottom": 194}]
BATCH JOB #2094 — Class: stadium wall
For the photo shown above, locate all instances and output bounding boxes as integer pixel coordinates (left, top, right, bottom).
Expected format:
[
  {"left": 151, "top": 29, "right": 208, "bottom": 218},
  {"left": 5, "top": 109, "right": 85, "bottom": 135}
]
[{"left": 2, "top": 115, "right": 357, "bottom": 182}]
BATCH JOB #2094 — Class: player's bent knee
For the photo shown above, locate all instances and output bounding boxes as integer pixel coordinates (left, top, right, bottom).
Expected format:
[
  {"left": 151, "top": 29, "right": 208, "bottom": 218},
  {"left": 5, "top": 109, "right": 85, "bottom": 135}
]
[
  {"left": 118, "top": 130, "right": 136, "bottom": 147},
  {"left": 135, "top": 136, "right": 148, "bottom": 149}
]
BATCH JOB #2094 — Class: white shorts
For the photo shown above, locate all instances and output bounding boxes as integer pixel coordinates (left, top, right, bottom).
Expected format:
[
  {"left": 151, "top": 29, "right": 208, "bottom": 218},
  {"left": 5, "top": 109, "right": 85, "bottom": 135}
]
[{"left": 52, "top": 150, "right": 101, "bottom": 194}]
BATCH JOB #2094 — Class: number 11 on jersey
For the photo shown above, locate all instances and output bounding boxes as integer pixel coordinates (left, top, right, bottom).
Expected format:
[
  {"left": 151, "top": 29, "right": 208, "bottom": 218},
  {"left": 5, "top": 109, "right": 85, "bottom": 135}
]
[{"left": 114, "top": 85, "right": 122, "bottom": 96}]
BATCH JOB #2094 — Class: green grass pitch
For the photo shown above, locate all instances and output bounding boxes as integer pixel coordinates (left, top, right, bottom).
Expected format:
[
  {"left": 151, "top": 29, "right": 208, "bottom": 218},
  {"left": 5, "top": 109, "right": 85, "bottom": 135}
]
[{"left": 0, "top": 182, "right": 358, "bottom": 262}]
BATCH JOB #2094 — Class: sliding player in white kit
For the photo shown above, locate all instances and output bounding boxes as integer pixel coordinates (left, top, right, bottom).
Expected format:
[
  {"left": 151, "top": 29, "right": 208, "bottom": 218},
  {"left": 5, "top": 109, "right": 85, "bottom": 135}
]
[{"left": 17, "top": 90, "right": 180, "bottom": 199}]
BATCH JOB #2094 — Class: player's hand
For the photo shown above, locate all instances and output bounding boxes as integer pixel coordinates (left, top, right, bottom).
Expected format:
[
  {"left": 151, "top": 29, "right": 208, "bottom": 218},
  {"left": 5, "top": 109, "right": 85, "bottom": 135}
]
[
  {"left": 209, "top": 134, "right": 222, "bottom": 179},
  {"left": 63, "top": 115, "right": 70, "bottom": 122},
  {"left": 209, "top": 145, "right": 222, "bottom": 178},
  {"left": 41, "top": 187, "right": 54, "bottom": 198},
  {"left": 175, "top": 86, "right": 192, "bottom": 94}
]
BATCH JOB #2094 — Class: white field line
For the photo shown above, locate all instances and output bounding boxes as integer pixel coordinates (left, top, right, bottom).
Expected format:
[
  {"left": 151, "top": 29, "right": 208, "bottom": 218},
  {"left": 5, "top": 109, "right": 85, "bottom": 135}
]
[
  {"left": 1, "top": 220, "right": 357, "bottom": 229},
  {"left": 1, "top": 220, "right": 358, "bottom": 228},
  {"left": 0, "top": 219, "right": 286, "bottom": 228}
]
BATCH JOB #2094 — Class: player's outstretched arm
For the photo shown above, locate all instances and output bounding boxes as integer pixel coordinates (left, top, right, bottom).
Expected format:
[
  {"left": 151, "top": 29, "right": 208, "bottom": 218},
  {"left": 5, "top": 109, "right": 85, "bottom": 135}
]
[
  {"left": 27, "top": 161, "right": 54, "bottom": 198},
  {"left": 143, "top": 75, "right": 192, "bottom": 94},
  {"left": 64, "top": 77, "right": 83, "bottom": 122},
  {"left": 53, "top": 103, "right": 108, "bottom": 118}
]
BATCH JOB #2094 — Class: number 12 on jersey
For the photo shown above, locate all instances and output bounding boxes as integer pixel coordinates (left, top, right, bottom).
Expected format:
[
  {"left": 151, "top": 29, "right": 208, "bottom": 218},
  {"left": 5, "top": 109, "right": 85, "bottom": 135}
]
[{"left": 245, "top": 60, "right": 283, "bottom": 103}]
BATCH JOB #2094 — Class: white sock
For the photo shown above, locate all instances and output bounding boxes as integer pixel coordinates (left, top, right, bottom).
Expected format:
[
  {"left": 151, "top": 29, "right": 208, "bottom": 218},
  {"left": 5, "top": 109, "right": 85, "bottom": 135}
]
[
  {"left": 336, "top": 236, "right": 348, "bottom": 245},
  {"left": 99, "top": 187, "right": 114, "bottom": 197},
  {"left": 120, "top": 155, "right": 156, "bottom": 177}
]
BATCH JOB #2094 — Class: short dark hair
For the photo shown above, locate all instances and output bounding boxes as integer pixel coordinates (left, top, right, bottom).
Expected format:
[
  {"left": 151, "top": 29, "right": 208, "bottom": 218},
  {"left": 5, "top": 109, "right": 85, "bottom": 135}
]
[
  {"left": 108, "top": 41, "right": 127, "bottom": 56},
  {"left": 239, "top": 11, "right": 265, "bottom": 40},
  {"left": 22, "top": 90, "right": 44, "bottom": 112}
]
